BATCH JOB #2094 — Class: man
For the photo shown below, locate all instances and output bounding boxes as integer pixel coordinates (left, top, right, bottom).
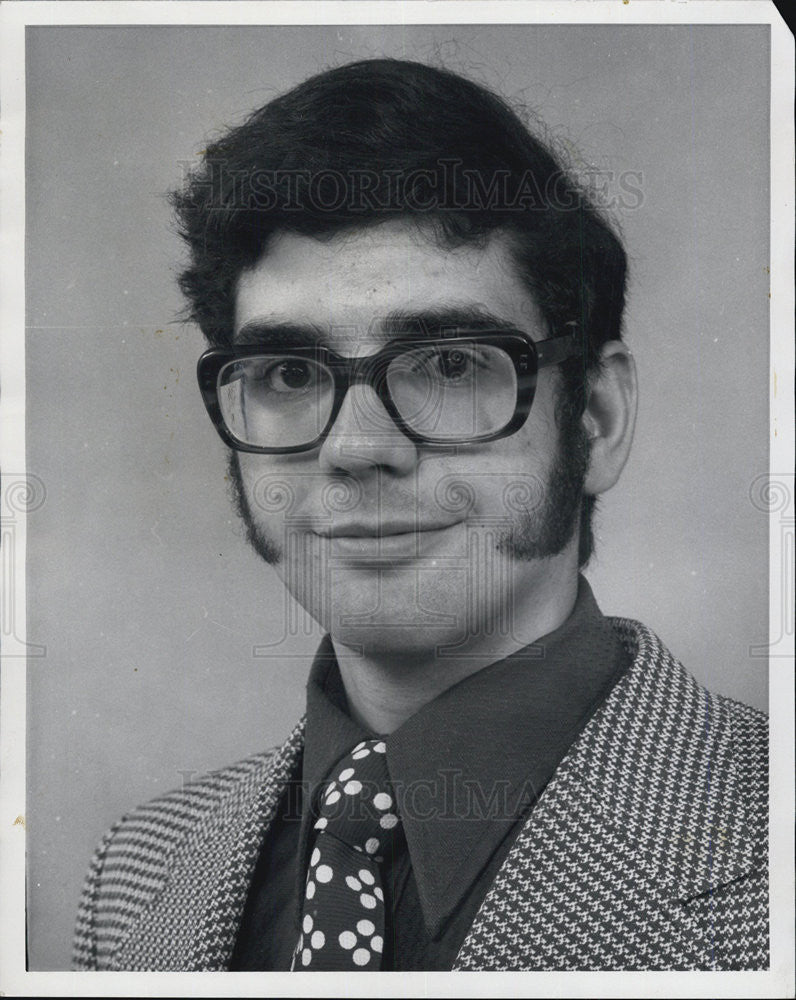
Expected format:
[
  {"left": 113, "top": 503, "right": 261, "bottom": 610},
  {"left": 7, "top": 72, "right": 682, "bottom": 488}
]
[{"left": 72, "top": 58, "right": 768, "bottom": 972}]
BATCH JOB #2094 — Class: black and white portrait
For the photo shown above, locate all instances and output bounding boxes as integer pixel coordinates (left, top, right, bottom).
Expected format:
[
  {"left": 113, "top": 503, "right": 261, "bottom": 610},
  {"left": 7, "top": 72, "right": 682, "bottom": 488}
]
[{"left": 2, "top": 4, "right": 792, "bottom": 995}]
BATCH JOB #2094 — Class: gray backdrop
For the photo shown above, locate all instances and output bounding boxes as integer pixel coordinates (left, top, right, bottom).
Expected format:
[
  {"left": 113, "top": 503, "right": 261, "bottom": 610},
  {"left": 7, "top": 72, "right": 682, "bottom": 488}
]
[{"left": 25, "top": 24, "right": 770, "bottom": 969}]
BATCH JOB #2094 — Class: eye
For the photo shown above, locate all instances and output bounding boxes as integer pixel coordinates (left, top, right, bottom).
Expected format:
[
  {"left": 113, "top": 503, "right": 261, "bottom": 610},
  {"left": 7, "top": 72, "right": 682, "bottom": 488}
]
[
  {"left": 271, "top": 359, "right": 314, "bottom": 391},
  {"left": 436, "top": 348, "right": 472, "bottom": 382},
  {"left": 397, "top": 344, "right": 489, "bottom": 386},
  {"left": 248, "top": 358, "right": 317, "bottom": 394},
  {"left": 423, "top": 345, "right": 487, "bottom": 385}
]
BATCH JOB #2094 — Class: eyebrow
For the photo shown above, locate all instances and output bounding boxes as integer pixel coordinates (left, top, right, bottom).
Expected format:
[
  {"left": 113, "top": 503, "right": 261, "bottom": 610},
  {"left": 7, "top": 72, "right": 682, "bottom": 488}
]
[
  {"left": 235, "top": 307, "right": 526, "bottom": 347},
  {"left": 384, "top": 307, "right": 524, "bottom": 338},
  {"left": 234, "top": 321, "right": 327, "bottom": 347}
]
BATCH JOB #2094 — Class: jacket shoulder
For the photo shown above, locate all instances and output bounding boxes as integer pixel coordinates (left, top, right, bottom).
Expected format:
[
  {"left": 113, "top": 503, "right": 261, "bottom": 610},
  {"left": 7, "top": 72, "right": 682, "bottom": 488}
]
[
  {"left": 457, "top": 618, "right": 769, "bottom": 971},
  {"left": 71, "top": 747, "right": 283, "bottom": 970},
  {"left": 715, "top": 689, "right": 768, "bottom": 789},
  {"left": 681, "top": 690, "right": 768, "bottom": 969},
  {"left": 610, "top": 618, "right": 769, "bottom": 964},
  {"left": 607, "top": 617, "right": 768, "bottom": 836}
]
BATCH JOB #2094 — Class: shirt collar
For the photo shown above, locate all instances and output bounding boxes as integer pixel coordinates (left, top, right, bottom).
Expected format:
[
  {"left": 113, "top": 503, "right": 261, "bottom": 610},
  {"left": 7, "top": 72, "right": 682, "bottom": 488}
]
[
  {"left": 302, "top": 636, "right": 372, "bottom": 792},
  {"left": 296, "top": 637, "right": 374, "bottom": 920},
  {"left": 300, "top": 574, "right": 629, "bottom": 937}
]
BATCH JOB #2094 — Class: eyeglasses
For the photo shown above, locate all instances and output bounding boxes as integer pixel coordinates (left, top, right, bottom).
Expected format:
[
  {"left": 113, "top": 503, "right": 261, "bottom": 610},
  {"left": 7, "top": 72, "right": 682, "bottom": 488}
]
[{"left": 197, "top": 327, "right": 580, "bottom": 454}]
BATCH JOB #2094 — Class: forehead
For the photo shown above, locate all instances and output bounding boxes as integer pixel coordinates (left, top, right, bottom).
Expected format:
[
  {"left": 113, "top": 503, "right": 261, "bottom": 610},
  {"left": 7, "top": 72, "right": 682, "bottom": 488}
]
[{"left": 233, "top": 219, "right": 543, "bottom": 345}]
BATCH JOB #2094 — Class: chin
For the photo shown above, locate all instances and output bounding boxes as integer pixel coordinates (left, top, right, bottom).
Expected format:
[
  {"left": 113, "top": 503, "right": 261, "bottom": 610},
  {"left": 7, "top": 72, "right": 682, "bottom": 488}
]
[
  {"left": 327, "top": 619, "right": 467, "bottom": 661},
  {"left": 297, "top": 565, "right": 495, "bottom": 659}
]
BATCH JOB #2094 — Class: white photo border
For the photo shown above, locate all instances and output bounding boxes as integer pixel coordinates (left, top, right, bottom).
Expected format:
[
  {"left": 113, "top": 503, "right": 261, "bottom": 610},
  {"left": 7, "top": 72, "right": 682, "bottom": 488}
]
[{"left": 1, "top": 2, "right": 792, "bottom": 997}]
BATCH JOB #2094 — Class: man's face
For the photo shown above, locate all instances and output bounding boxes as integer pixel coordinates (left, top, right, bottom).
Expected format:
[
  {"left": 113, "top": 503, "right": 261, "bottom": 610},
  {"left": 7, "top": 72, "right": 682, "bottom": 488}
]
[{"left": 230, "top": 219, "right": 587, "bottom": 657}]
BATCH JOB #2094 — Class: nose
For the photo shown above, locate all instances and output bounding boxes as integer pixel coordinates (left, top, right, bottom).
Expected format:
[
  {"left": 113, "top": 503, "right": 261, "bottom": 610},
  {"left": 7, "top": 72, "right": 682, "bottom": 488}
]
[{"left": 317, "top": 382, "right": 419, "bottom": 476}]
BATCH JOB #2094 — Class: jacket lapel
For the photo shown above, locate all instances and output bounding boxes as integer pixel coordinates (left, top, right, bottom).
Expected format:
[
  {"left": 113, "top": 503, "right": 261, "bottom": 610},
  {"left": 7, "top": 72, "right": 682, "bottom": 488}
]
[
  {"left": 454, "top": 619, "right": 760, "bottom": 970},
  {"left": 112, "top": 718, "right": 306, "bottom": 970}
]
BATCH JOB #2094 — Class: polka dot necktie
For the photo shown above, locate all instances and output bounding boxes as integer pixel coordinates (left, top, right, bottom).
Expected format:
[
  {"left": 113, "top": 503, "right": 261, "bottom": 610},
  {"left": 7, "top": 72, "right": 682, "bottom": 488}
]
[{"left": 292, "top": 738, "right": 400, "bottom": 970}]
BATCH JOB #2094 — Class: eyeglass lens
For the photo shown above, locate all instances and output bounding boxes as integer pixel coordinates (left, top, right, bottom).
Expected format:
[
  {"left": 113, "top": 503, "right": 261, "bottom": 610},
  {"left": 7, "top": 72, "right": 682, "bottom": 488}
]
[{"left": 216, "top": 343, "right": 519, "bottom": 448}]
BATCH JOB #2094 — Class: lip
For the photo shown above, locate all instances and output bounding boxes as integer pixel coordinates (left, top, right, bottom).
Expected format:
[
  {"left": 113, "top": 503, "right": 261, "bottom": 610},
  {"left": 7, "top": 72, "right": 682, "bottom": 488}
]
[
  {"left": 312, "top": 522, "right": 461, "bottom": 564},
  {"left": 316, "top": 521, "right": 454, "bottom": 539}
]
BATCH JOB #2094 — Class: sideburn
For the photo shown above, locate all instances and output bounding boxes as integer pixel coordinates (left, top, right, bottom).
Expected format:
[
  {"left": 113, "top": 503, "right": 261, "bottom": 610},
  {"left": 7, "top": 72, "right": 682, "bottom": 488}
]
[
  {"left": 499, "top": 402, "right": 591, "bottom": 563},
  {"left": 226, "top": 451, "right": 283, "bottom": 565}
]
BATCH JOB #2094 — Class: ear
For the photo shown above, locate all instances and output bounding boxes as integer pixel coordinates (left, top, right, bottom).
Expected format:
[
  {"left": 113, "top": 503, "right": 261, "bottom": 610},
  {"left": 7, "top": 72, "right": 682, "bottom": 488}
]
[{"left": 581, "top": 340, "right": 638, "bottom": 496}]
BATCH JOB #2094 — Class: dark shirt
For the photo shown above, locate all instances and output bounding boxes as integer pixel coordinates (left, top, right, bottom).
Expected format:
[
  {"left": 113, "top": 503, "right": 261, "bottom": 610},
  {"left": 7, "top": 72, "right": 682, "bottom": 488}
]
[{"left": 230, "top": 575, "right": 630, "bottom": 970}]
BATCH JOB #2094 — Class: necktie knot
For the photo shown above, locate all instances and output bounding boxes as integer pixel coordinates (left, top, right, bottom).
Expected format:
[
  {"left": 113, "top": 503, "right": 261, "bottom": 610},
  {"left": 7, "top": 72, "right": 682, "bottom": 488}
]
[{"left": 313, "top": 739, "right": 400, "bottom": 861}]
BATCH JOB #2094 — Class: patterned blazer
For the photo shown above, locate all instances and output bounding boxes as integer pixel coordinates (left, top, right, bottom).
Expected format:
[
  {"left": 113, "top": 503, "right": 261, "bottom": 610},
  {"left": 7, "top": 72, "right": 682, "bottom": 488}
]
[{"left": 72, "top": 619, "right": 768, "bottom": 971}]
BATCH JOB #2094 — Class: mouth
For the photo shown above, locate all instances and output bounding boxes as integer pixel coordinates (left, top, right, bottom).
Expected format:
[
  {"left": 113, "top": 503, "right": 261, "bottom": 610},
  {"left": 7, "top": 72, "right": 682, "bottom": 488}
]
[
  {"left": 317, "top": 520, "right": 454, "bottom": 539},
  {"left": 311, "top": 521, "right": 461, "bottom": 565}
]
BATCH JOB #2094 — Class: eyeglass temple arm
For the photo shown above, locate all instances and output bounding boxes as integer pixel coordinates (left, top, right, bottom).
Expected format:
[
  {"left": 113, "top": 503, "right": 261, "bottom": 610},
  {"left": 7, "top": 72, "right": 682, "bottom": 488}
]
[{"left": 534, "top": 325, "right": 581, "bottom": 370}]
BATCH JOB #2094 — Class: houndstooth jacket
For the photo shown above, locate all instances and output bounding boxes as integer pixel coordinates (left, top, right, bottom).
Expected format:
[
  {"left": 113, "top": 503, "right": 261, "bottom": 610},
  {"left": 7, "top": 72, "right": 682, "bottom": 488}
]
[{"left": 72, "top": 619, "right": 769, "bottom": 971}]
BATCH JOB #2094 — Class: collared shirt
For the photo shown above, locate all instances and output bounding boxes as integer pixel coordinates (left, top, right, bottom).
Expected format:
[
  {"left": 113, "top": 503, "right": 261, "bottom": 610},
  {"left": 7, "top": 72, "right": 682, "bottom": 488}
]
[{"left": 230, "top": 575, "right": 630, "bottom": 970}]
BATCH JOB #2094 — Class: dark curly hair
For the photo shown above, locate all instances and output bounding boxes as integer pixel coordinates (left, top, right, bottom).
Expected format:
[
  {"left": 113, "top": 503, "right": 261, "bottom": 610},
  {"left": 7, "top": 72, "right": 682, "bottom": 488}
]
[{"left": 171, "top": 58, "right": 628, "bottom": 566}]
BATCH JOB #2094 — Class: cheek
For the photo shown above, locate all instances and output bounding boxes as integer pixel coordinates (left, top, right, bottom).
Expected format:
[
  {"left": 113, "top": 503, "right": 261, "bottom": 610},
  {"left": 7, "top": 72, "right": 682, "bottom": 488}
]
[
  {"left": 481, "top": 385, "right": 561, "bottom": 512},
  {"left": 426, "top": 426, "right": 557, "bottom": 528},
  {"left": 237, "top": 456, "right": 299, "bottom": 525}
]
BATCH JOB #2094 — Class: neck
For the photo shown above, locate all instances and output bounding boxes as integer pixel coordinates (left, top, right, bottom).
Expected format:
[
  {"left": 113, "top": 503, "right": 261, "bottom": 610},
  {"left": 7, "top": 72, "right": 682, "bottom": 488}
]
[{"left": 332, "top": 564, "right": 580, "bottom": 734}]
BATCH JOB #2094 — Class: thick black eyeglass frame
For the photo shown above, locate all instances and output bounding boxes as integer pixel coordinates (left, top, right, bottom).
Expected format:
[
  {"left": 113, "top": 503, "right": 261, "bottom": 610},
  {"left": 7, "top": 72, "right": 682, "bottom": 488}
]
[{"left": 197, "top": 326, "right": 581, "bottom": 454}]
